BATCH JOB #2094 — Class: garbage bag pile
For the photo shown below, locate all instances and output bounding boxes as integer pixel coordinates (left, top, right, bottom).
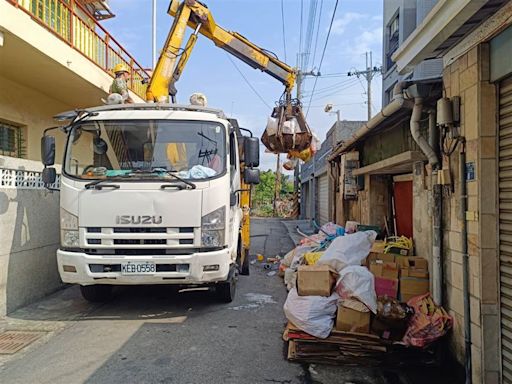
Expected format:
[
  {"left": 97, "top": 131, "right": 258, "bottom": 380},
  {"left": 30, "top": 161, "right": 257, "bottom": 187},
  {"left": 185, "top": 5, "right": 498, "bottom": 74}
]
[{"left": 280, "top": 222, "right": 453, "bottom": 353}]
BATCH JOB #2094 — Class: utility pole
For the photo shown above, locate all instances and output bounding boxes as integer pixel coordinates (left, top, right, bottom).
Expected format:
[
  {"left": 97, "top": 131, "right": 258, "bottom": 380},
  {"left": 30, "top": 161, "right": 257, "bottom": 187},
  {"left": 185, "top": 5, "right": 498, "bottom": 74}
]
[{"left": 348, "top": 52, "right": 381, "bottom": 121}]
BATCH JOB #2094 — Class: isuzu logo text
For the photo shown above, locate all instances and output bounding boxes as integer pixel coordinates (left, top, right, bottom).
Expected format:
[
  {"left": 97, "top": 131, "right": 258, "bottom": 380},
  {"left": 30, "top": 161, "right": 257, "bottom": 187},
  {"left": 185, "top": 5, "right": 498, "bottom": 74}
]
[{"left": 116, "top": 215, "right": 163, "bottom": 225}]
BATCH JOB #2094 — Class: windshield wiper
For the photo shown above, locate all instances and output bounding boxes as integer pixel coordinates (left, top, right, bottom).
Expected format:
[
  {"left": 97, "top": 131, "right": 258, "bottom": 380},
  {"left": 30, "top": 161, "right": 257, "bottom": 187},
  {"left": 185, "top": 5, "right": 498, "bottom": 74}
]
[
  {"left": 130, "top": 168, "right": 197, "bottom": 190},
  {"left": 84, "top": 175, "right": 131, "bottom": 189},
  {"left": 163, "top": 171, "right": 197, "bottom": 189}
]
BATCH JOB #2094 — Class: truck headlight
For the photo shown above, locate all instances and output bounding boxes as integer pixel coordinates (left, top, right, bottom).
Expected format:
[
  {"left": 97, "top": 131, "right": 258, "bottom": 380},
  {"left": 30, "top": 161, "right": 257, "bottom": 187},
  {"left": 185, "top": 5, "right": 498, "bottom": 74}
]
[
  {"left": 201, "top": 207, "right": 225, "bottom": 247},
  {"left": 61, "top": 209, "right": 79, "bottom": 247}
]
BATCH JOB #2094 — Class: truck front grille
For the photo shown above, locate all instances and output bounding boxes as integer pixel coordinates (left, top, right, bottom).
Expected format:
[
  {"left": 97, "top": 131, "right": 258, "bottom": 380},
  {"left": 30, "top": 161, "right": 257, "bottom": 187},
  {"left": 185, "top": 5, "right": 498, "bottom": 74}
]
[{"left": 82, "top": 227, "right": 199, "bottom": 248}]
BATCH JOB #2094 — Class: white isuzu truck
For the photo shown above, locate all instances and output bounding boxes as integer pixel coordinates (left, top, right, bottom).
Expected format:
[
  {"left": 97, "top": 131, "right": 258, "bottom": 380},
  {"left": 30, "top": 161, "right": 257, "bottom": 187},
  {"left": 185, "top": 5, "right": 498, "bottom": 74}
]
[{"left": 41, "top": 103, "right": 260, "bottom": 303}]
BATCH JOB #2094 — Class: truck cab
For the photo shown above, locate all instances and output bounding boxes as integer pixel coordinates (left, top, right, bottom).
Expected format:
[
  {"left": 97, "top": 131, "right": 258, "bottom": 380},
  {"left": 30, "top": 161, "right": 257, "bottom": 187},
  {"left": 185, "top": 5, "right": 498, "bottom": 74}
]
[{"left": 41, "top": 103, "right": 260, "bottom": 303}]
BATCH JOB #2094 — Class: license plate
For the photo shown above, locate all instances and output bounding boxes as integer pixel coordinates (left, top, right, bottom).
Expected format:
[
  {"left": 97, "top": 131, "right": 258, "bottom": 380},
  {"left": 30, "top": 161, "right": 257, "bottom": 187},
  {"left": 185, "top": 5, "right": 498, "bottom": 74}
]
[{"left": 121, "top": 262, "right": 156, "bottom": 275}]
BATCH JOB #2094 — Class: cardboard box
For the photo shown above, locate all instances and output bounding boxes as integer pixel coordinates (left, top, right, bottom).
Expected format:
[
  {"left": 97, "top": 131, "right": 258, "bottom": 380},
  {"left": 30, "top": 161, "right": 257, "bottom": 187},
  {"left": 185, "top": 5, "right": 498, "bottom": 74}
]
[
  {"left": 371, "top": 240, "right": 386, "bottom": 254},
  {"left": 297, "top": 265, "right": 338, "bottom": 296},
  {"left": 336, "top": 302, "right": 371, "bottom": 333},
  {"left": 369, "top": 261, "right": 399, "bottom": 279},
  {"left": 401, "top": 268, "right": 429, "bottom": 279},
  {"left": 400, "top": 277, "right": 429, "bottom": 302},
  {"left": 395, "top": 256, "right": 428, "bottom": 270},
  {"left": 365, "top": 252, "right": 395, "bottom": 266},
  {"left": 374, "top": 277, "right": 398, "bottom": 298}
]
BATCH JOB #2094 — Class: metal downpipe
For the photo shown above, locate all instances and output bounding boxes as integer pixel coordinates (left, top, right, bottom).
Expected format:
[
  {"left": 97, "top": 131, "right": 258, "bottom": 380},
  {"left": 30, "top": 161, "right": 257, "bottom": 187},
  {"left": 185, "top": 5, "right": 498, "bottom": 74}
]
[
  {"left": 410, "top": 97, "right": 442, "bottom": 305},
  {"left": 410, "top": 98, "right": 439, "bottom": 168},
  {"left": 460, "top": 142, "right": 471, "bottom": 384}
]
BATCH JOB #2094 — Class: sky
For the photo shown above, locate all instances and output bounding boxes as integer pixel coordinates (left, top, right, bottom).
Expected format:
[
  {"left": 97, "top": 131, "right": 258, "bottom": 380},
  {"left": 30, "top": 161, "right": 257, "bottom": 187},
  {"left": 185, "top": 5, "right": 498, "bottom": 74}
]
[{"left": 103, "top": 0, "right": 384, "bottom": 172}]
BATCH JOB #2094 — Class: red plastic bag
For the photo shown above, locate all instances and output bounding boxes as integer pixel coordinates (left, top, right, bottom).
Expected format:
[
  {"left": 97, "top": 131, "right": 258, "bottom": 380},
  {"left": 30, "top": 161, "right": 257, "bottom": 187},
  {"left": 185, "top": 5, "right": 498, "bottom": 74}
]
[{"left": 403, "top": 293, "right": 453, "bottom": 348}]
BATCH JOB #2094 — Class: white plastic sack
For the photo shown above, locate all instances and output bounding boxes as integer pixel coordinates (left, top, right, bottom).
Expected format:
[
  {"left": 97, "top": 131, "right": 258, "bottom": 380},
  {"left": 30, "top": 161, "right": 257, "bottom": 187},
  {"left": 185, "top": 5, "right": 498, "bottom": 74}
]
[
  {"left": 317, "top": 230, "right": 377, "bottom": 271},
  {"left": 265, "top": 116, "right": 279, "bottom": 136},
  {"left": 335, "top": 266, "right": 377, "bottom": 314},
  {"left": 177, "top": 165, "right": 216, "bottom": 179},
  {"left": 283, "top": 288, "right": 339, "bottom": 338},
  {"left": 282, "top": 117, "right": 299, "bottom": 134}
]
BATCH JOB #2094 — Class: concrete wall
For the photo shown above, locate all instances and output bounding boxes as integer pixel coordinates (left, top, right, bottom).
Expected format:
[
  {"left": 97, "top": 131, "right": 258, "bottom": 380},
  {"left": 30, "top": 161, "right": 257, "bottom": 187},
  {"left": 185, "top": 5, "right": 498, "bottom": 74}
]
[
  {"left": 0, "top": 156, "right": 62, "bottom": 316},
  {"left": 0, "top": 75, "right": 71, "bottom": 162}
]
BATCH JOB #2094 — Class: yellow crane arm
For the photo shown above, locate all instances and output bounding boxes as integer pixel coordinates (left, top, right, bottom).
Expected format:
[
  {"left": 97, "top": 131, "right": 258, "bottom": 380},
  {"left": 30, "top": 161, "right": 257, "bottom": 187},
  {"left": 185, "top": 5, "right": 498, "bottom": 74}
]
[{"left": 147, "top": 0, "right": 297, "bottom": 102}]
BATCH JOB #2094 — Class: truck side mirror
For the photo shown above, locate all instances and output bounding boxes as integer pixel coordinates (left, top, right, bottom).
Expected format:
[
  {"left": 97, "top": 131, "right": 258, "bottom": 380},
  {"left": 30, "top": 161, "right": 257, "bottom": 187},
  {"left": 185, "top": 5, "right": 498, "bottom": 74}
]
[
  {"left": 41, "top": 135, "right": 55, "bottom": 166},
  {"left": 244, "top": 168, "right": 260, "bottom": 185},
  {"left": 244, "top": 137, "right": 259, "bottom": 167},
  {"left": 42, "top": 167, "right": 57, "bottom": 185}
]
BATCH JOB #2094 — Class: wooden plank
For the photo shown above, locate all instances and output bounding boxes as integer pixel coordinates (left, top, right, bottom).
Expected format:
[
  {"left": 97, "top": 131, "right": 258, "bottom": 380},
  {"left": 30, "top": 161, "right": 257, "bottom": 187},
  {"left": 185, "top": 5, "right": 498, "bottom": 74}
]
[{"left": 352, "top": 151, "right": 425, "bottom": 176}]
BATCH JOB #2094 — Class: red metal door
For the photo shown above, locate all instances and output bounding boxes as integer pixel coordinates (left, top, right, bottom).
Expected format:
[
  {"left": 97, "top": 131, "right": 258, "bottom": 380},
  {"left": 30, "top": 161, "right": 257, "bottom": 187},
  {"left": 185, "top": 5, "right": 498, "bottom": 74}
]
[{"left": 393, "top": 180, "right": 413, "bottom": 238}]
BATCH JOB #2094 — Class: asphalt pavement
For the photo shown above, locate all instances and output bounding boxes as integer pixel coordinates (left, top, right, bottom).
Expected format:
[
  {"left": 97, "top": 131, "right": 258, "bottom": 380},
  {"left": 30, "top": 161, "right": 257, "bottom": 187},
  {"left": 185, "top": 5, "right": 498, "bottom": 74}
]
[{"left": 0, "top": 218, "right": 455, "bottom": 384}]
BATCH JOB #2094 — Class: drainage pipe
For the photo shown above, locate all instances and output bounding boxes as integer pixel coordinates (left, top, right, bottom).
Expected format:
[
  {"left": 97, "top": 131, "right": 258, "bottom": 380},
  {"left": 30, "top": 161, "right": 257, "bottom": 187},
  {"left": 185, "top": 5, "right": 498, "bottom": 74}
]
[
  {"left": 410, "top": 97, "right": 443, "bottom": 304},
  {"left": 410, "top": 98, "right": 439, "bottom": 169},
  {"left": 460, "top": 141, "right": 471, "bottom": 384},
  {"left": 328, "top": 82, "right": 413, "bottom": 160}
]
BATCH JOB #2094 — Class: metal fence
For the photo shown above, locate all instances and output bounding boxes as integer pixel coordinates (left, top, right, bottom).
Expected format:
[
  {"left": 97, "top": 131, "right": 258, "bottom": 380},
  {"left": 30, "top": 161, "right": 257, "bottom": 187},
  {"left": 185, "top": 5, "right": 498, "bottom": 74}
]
[{"left": 8, "top": 0, "right": 149, "bottom": 99}]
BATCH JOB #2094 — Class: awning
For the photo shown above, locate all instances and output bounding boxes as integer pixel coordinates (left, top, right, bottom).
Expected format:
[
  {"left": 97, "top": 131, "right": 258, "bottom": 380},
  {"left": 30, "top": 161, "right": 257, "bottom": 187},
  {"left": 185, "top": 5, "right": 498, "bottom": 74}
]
[{"left": 352, "top": 151, "right": 426, "bottom": 176}]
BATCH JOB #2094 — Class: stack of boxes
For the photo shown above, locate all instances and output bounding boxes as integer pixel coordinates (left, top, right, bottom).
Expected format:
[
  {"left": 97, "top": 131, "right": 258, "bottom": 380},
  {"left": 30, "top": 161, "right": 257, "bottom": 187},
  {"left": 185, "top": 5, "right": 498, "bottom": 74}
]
[
  {"left": 296, "top": 265, "right": 371, "bottom": 334},
  {"left": 366, "top": 241, "right": 430, "bottom": 302}
]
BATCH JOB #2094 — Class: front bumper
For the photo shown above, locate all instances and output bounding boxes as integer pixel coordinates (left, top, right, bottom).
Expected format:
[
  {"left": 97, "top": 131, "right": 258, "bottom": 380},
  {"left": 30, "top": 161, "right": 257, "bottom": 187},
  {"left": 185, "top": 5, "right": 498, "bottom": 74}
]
[{"left": 57, "top": 248, "right": 232, "bottom": 286}]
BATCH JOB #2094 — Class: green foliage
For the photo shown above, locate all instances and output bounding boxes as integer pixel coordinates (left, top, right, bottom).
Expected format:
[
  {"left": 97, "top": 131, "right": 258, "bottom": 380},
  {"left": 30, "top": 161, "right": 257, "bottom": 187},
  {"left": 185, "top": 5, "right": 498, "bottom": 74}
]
[{"left": 252, "top": 170, "right": 295, "bottom": 217}]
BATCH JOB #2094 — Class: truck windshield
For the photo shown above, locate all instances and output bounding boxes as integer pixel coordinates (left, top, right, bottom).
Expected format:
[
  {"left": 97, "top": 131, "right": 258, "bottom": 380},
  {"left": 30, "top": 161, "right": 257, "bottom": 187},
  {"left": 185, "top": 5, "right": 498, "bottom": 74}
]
[{"left": 64, "top": 120, "right": 226, "bottom": 180}]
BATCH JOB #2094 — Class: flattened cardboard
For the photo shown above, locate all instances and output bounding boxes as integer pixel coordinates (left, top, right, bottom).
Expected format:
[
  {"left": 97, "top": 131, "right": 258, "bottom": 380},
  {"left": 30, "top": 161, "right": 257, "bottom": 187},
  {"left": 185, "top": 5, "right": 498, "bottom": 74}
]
[{"left": 297, "top": 265, "right": 338, "bottom": 296}]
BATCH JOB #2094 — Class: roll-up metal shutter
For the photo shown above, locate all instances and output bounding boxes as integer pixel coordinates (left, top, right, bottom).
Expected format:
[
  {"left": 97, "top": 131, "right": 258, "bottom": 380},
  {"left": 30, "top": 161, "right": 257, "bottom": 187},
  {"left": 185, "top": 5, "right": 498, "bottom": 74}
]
[
  {"left": 500, "top": 77, "right": 512, "bottom": 384},
  {"left": 317, "top": 174, "right": 329, "bottom": 225},
  {"left": 303, "top": 182, "right": 312, "bottom": 220}
]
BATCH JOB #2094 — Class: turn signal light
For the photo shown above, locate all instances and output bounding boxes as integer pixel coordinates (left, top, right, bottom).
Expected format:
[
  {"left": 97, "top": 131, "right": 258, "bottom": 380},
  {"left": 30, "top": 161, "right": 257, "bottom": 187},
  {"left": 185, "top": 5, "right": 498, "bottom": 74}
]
[{"left": 63, "top": 265, "right": 77, "bottom": 273}]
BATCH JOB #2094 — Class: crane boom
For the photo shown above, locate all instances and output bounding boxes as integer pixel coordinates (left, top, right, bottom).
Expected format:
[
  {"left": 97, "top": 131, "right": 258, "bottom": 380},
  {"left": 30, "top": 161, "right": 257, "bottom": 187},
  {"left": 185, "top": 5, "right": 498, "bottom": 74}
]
[
  {"left": 146, "top": 0, "right": 312, "bottom": 155},
  {"left": 147, "top": 0, "right": 296, "bottom": 102}
]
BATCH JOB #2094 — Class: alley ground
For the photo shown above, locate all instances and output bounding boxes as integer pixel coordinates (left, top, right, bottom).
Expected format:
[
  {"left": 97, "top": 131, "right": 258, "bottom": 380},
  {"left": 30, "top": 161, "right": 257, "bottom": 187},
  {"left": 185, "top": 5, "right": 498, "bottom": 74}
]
[{"left": 0, "top": 218, "right": 456, "bottom": 384}]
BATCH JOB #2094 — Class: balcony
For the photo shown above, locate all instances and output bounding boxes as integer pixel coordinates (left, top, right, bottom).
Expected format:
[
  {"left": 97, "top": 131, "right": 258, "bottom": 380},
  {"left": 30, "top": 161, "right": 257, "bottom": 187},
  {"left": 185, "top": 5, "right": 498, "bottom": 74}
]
[{"left": 1, "top": 0, "right": 149, "bottom": 102}]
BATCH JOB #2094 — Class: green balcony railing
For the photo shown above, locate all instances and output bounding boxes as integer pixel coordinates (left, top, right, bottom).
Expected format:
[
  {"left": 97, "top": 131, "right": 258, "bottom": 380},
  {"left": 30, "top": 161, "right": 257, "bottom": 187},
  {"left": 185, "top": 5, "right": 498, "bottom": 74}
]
[{"left": 7, "top": 0, "right": 150, "bottom": 100}]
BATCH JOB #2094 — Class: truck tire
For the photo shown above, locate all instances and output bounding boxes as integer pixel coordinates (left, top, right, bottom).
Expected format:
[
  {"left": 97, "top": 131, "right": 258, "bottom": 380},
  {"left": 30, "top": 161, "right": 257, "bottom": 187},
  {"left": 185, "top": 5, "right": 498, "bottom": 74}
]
[
  {"left": 80, "top": 285, "right": 112, "bottom": 302},
  {"left": 216, "top": 267, "right": 237, "bottom": 303}
]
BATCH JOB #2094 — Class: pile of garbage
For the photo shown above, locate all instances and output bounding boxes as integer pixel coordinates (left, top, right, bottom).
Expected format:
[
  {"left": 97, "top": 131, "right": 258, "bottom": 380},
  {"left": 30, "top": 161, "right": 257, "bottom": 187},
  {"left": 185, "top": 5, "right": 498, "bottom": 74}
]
[{"left": 279, "top": 222, "right": 453, "bottom": 365}]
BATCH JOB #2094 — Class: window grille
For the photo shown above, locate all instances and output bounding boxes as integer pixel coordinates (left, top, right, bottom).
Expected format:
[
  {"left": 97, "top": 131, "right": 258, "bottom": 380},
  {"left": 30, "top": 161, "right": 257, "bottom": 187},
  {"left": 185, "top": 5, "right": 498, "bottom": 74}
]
[{"left": 0, "top": 122, "right": 26, "bottom": 158}]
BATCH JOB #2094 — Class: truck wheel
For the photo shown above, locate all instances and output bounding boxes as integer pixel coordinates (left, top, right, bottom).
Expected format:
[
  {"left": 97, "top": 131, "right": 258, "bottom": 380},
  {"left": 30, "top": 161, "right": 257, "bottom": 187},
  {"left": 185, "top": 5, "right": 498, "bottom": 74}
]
[
  {"left": 79, "top": 285, "right": 112, "bottom": 302},
  {"left": 216, "top": 272, "right": 237, "bottom": 303}
]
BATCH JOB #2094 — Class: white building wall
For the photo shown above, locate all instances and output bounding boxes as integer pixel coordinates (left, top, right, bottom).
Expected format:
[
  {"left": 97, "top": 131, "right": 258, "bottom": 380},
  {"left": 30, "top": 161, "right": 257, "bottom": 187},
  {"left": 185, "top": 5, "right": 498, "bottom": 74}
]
[{"left": 0, "top": 156, "right": 62, "bottom": 316}]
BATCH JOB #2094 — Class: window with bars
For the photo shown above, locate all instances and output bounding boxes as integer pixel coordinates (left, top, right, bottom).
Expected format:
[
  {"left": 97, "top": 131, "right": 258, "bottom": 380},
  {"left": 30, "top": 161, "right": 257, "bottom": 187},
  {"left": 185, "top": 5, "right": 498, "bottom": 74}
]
[{"left": 0, "top": 122, "right": 26, "bottom": 158}]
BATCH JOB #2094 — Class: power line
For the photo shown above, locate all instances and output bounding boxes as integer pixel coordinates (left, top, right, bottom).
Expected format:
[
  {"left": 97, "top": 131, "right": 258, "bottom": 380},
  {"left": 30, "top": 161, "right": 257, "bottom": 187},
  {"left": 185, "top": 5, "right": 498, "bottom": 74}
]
[
  {"left": 302, "top": 0, "right": 319, "bottom": 72},
  {"left": 311, "top": 0, "right": 324, "bottom": 70},
  {"left": 301, "top": 77, "right": 358, "bottom": 96},
  {"left": 305, "top": 0, "right": 339, "bottom": 117},
  {"left": 308, "top": 83, "right": 361, "bottom": 103},
  {"left": 298, "top": 0, "right": 304, "bottom": 68},
  {"left": 226, "top": 54, "right": 272, "bottom": 109},
  {"left": 280, "top": 0, "right": 287, "bottom": 62}
]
